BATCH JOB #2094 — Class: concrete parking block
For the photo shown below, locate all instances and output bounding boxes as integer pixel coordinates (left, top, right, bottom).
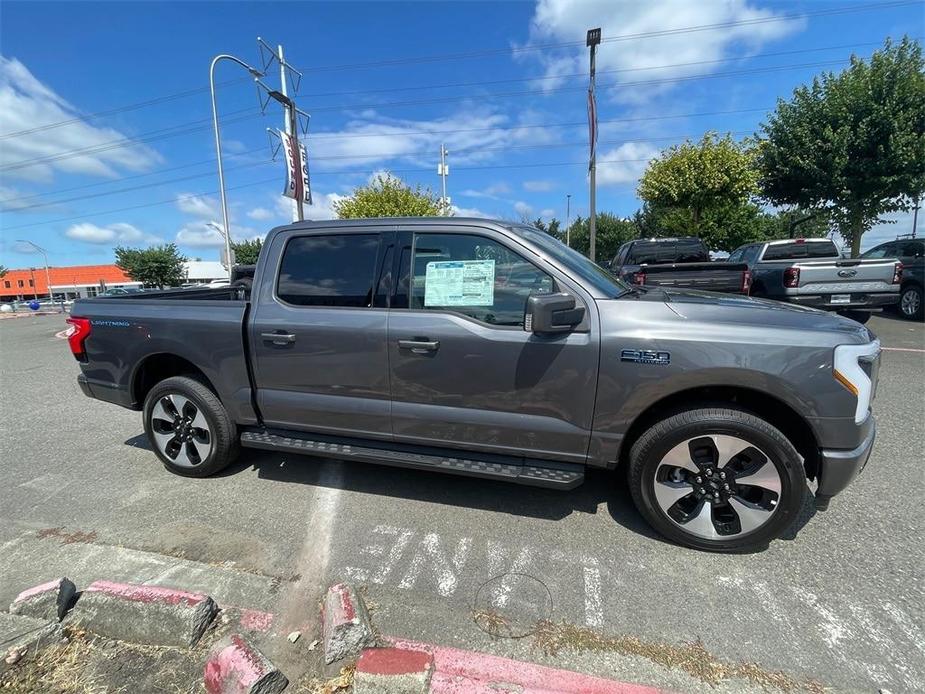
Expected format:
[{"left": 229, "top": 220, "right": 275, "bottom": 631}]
[
  {"left": 69, "top": 580, "right": 218, "bottom": 648},
  {"left": 204, "top": 633, "right": 288, "bottom": 694},
  {"left": 354, "top": 647, "right": 433, "bottom": 694},
  {"left": 322, "top": 582, "right": 373, "bottom": 664},
  {"left": 0, "top": 612, "right": 62, "bottom": 674},
  {"left": 9, "top": 577, "right": 76, "bottom": 622}
]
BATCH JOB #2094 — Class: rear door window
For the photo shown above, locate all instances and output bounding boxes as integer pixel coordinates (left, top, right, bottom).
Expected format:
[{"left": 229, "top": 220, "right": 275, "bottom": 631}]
[
  {"left": 861, "top": 243, "right": 896, "bottom": 259},
  {"left": 762, "top": 240, "right": 839, "bottom": 260},
  {"left": 277, "top": 234, "right": 380, "bottom": 307}
]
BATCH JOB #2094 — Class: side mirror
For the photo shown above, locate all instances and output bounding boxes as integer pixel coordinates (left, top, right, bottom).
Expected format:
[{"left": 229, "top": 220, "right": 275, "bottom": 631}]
[{"left": 525, "top": 293, "right": 585, "bottom": 334}]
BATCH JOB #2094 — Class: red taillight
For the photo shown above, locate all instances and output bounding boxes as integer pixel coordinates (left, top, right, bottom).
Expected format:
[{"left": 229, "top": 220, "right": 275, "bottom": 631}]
[
  {"left": 65, "top": 317, "right": 91, "bottom": 361},
  {"left": 892, "top": 261, "right": 903, "bottom": 285},
  {"left": 742, "top": 269, "right": 752, "bottom": 295},
  {"left": 783, "top": 267, "right": 800, "bottom": 288},
  {"left": 631, "top": 271, "right": 647, "bottom": 285}
]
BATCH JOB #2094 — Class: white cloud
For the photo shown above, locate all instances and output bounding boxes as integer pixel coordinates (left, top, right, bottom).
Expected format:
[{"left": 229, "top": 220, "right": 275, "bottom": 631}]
[
  {"left": 310, "top": 108, "right": 559, "bottom": 173},
  {"left": 65, "top": 222, "right": 162, "bottom": 245},
  {"left": 247, "top": 207, "right": 274, "bottom": 221},
  {"left": 861, "top": 209, "right": 918, "bottom": 251},
  {"left": 540, "top": 208, "right": 556, "bottom": 218},
  {"left": 596, "top": 141, "right": 660, "bottom": 186},
  {"left": 520, "top": 0, "right": 803, "bottom": 102},
  {"left": 514, "top": 201, "right": 533, "bottom": 217},
  {"left": 0, "top": 184, "right": 45, "bottom": 212},
  {"left": 176, "top": 222, "right": 225, "bottom": 248},
  {"left": 0, "top": 56, "right": 163, "bottom": 181},
  {"left": 304, "top": 192, "right": 348, "bottom": 221},
  {"left": 176, "top": 193, "right": 220, "bottom": 218},
  {"left": 450, "top": 204, "right": 489, "bottom": 218},
  {"left": 523, "top": 180, "right": 555, "bottom": 192}
]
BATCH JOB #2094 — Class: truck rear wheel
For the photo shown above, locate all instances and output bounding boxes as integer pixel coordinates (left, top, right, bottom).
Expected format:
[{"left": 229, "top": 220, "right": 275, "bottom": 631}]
[
  {"left": 628, "top": 408, "right": 807, "bottom": 552},
  {"left": 143, "top": 376, "right": 238, "bottom": 478}
]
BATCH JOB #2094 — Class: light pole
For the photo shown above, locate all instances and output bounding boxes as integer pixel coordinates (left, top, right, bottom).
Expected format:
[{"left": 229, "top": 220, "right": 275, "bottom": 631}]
[
  {"left": 566, "top": 194, "right": 572, "bottom": 247},
  {"left": 17, "top": 240, "right": 61, "bottom": 312},
  {"left": 210, "top": 54, "right": 264, "bottom": 278}
]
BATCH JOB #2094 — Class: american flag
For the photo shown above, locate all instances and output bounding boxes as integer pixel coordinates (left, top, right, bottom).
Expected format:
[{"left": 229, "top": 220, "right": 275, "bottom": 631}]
[{"left": 587, "top": 87, "right": 597, "bottom": 171}]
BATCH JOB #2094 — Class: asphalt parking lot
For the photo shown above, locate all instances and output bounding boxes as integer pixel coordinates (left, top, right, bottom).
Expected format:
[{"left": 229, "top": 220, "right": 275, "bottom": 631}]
[{"left": 1, "top": 311, "right": 922, "bottom": 692}]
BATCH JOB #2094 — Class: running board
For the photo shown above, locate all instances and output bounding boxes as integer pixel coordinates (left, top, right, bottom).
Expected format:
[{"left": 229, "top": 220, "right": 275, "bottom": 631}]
[{"left": 240, "top": 430, "right": 584, "bottom": 490}]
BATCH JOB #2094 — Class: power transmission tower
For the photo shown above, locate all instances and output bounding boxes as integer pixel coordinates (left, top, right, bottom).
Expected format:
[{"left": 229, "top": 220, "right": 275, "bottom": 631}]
[{"left": 438, "top": 144, "right": 450, "bottom": 215}]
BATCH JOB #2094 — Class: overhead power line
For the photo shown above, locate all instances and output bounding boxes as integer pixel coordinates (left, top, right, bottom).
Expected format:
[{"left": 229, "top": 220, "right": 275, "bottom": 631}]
[{"left": 0, "top": 57, "right": 856, "bottom": 172}]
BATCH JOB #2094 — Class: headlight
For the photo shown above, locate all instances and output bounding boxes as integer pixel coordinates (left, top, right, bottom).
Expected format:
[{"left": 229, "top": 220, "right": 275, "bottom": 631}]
[{"left": 833, "top": 339, "right": 881, "bottom": 424}]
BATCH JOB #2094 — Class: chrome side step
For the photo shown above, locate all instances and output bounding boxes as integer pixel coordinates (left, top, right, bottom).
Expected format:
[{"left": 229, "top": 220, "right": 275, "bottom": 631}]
[{"left": 240, "top": 430, "right": 584, "bottom": 490}]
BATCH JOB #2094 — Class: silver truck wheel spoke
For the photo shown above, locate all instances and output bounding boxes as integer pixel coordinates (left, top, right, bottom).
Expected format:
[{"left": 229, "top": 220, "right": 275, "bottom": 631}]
[
  {"left": 735, "top": 460, "right": 782, "bottom": 495},
  {"left": 654, "top": 480, "right": 693, "bottom": 512},
  {"left": 681, "top": 501, "right": 719, "bottom": 539},
  {"left": 710, "top": 434, "right": 748, "bottom": 469},
  {"left": 660, "top": 441, "right": 701, "bottom": 473},
  {"left": 729, "top": 497, "right": 775, "bottom": 534}
]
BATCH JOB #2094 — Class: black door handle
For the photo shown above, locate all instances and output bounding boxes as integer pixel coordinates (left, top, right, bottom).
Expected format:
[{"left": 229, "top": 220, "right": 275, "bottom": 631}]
[
  {"left": 261, "top": 331, "right": 296, "bottom": 345},
  {"left": 398, "top": 338, "right": 440, "bottom": 354}
]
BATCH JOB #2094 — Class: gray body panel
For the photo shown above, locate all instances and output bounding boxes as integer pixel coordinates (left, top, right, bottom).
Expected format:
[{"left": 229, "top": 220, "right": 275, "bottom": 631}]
[{"left": 72, "top": 218, "right": 877, "bottom": 499}]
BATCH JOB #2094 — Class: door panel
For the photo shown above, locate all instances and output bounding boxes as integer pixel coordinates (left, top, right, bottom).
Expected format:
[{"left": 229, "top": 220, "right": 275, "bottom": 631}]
[
  {"left": 250, "top": 231, "right": 392, "bottom": 439},
  {"left": 387, "top": 230, "right": 599, "bottom": 462}
]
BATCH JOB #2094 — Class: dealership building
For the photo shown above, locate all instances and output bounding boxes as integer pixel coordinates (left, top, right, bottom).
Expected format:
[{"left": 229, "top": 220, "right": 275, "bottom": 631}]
[{"left": 0, "top": 261, "right": 227, "bottom": 302}]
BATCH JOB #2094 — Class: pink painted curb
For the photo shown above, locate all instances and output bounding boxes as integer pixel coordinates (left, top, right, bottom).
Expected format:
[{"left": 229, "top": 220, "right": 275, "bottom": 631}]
[
  {"left": 322, "top": 582, "right": 373, "bottom": 664},
  {"left": 204, "top": 633, "right": 288, "bottom": 694},
  {"left": 388, "top": 638, "right": 667, "bottom": 694},
  {"left": 84, "top": 580, "right": 208, "bottom": 606},
  {"left": 10, "top": 577, "right": 76, "bottom": 622}
]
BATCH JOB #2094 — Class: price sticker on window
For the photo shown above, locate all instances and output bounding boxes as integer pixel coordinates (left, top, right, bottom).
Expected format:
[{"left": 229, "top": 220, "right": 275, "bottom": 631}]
[{"left": 424, "top": 259, "right": 495, "bottom": 307}]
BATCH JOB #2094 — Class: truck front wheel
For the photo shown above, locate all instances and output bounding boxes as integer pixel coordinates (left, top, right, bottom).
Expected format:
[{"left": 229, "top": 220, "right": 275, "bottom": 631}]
[
  {"left": 143, "top": 376, "right": 238, "bottom": 478},
  {"left": 628, "top": 408, "right": 807, "bottom": 552}
]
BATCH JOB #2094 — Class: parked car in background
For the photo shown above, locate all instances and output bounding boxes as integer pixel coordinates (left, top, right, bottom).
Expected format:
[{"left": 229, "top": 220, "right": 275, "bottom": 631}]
[
  {"left": 861, "top": 238, "right": 923, "bottom": 320},
  {"left": 68, "top": 218, "right": 881, "bottom": 553},
  {"left": 729, "top": 238, "right": 902, "bottom": 323},
  {"left": 609, "top": 237, "right": 751, "bottom": 295}
]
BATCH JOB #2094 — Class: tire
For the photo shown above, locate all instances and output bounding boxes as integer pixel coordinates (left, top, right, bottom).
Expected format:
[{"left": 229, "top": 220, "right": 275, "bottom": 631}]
[
  {"left": 899, "top": 284, "right": 923, "bottom": 321},
  {"left": 142, "top": 376, "right": 238, "bottom": 478},
  {"left": 628, "top": 407, "right": 807, "bottom": 552}
]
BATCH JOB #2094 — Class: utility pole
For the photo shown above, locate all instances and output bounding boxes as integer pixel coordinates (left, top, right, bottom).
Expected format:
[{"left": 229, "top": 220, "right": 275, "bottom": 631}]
[
  {"left": 587, "top": 28, "right": 601, "bottom": 262},
  {"left": 566, "top": 194, "right": 572, "bottom": 247},
  {"left": 16, "top": 239, "right": 60, "bottom": 312},
  {"left": 278, "top": 43, "right": 301, "bottom": 222},
  {"left": 438, "top": 144, "right": 449, "bottom": 215},
  {"left": 913, "top": 194, "right": 920, "bottom": 239}
]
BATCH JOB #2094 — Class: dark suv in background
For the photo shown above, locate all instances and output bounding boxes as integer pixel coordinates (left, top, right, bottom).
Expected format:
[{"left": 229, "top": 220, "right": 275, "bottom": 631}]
[{"left": 862, "top": 238, "right": 924, "bottom": 320}]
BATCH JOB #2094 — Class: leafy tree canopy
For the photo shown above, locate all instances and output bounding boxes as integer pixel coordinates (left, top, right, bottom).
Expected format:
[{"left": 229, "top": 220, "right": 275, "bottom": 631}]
[
  {"left": 114, "top": 244, "right": 187, "bottom": 289},
  {"left": 757, "top": 36, "right": 925, "bottom": 256},
  {"left": 637, "top": 132, "right": 759, "bottom": 235},
  {"left": 566, "top": 213, "right": 637, "bottom": 261},
  {"left": 334, "top": 174, "right": 443, "bottom": 218},
  {"left": 531, "top": 217, "right": 562, "bottom": 238},
  {"left": 231, "top": 238, "right": 264, "bottom": 265}
]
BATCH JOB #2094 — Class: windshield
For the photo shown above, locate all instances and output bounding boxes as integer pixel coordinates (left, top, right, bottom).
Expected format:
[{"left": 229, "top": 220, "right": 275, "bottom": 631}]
[{"left": 512, "top": 225, "right": 629, "bottom": 297}]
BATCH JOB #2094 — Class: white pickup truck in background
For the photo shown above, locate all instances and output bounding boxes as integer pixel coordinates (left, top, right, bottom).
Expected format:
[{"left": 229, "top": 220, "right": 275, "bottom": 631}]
[{"left": 729, "top": 238, "right": 902, "bottom": 323}]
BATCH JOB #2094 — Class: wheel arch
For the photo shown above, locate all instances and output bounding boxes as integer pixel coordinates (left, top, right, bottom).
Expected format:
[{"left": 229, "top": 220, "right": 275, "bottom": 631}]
[
  {"left": 617, "top": 385, "right": 821, "bottom": 481},
  {"left": 131, "top": 353, "right": 219, "bottom": 408}
]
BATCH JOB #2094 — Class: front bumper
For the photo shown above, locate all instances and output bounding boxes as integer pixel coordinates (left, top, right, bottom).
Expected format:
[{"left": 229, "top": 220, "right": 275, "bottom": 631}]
[
  {"left": 816, "top": 413, "right": 876, "bottom": 499},
  {"left": 789, "top": 293, "right": 899, "bottom": 310}
]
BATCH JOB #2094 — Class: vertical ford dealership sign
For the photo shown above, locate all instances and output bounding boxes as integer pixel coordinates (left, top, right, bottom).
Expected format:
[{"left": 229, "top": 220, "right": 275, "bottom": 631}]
[{"left": 280, "top": 129, "right": 312, "bottom": 205}]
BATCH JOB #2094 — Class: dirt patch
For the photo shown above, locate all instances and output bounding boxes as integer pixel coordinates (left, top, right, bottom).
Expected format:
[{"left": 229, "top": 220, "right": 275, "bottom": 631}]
[
  {"left": 1, "top": 629, "right": 201, "bottom": 694},
  {"left": 293, "top": 664, "right": 355, "bottom": 694},
  {"left": 531, "top": 620, "right": 825, "bottom": 693},
  {"left": 37, "top": 527, "right": 98, "bottom": 545}
]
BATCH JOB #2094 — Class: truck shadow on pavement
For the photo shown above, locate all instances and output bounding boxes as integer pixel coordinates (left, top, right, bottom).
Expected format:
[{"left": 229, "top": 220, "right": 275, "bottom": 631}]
[{"left": 123, "top": 436, "right": 816, "bottom": 549}]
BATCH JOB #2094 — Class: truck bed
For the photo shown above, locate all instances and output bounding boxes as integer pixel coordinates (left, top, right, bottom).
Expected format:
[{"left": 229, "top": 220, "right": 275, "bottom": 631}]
[
  {"left": 72, "top": 291, "right": 257, "bottom": 425},
  {"left": 633, "top": 261, "right": 749, "bottom": 293}
]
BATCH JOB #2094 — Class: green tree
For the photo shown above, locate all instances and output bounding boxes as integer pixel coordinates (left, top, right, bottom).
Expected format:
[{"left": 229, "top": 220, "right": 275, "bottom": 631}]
[
  {"left": 566, "top": 213, "right": 637, "bottom": 261},
  {"left": 757, "top": 37, "right": 925, "bottom": 257},
  {"left": 334, "top": 174, "right": 443, "bottom": 218},
  {"left": 637, "top": 132, "right": 759, "bottom": 243},
  {"left": 0, "top": 266, "right": 7, "bottom": 278},
  {"left": 114, "top": 244, "right": 187, "bottom": 289},
  {"left": 231, "top": 238, "right": 264, "bottom": 265},
  {"left": 531, "top": 217, "right": 562, "bottom": 238}
]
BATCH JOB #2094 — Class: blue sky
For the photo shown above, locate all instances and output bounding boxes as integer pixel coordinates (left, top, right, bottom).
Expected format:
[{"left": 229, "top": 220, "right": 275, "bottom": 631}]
[{"left": 1, "top": 0, "right": 922, "bottom": 268}]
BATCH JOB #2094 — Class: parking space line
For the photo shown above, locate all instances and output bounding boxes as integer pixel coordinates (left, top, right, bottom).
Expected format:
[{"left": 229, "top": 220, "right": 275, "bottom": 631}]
[{"left": 881, "top": 346, "right": 925, "bottom": 353}]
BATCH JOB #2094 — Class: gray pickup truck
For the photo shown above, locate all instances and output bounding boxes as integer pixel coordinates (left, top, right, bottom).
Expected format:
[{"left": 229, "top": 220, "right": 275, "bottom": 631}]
[
  {"left": 69, "top": 218, "right": 881, "bottom": 552},
  {"left": 728, "top": 238, "right": 902, "bottom": 322}
]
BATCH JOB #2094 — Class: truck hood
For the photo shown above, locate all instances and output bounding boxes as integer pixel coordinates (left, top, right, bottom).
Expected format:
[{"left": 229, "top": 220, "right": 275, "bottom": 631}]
[{"left": 607, "top": 287, "right": 873, "bottom": 345}]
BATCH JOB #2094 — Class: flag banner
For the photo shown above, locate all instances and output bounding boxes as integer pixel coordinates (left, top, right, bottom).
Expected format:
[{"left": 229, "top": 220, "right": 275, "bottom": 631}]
[
  {"left": 281, "top": 129, "right": 312, "bottom": 205},
  {"left": 587, "top": 88, "right": 597, "bottom": 171}
]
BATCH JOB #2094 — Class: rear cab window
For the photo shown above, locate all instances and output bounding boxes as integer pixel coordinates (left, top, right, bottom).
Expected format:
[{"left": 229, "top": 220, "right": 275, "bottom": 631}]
[
  {"left": 628, "top": 240, "right": 708, "bottom": 264},
  {"left": 276, "top": 234, "right": 380, "bottom": 307},
  {"left": 761, "top": 240, "right": 840, "bottom": 261}
]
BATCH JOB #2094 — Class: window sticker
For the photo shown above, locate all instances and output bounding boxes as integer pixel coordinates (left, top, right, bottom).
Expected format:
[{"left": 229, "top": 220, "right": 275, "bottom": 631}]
[{"left": 424, "top": 259, "right": 495, "bottom": 307}]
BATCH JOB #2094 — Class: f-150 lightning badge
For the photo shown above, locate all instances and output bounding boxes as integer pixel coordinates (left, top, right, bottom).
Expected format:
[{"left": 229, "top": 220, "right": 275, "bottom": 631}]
[{"left": 621, "top": 349, "right": 670, "bottom": 365}]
